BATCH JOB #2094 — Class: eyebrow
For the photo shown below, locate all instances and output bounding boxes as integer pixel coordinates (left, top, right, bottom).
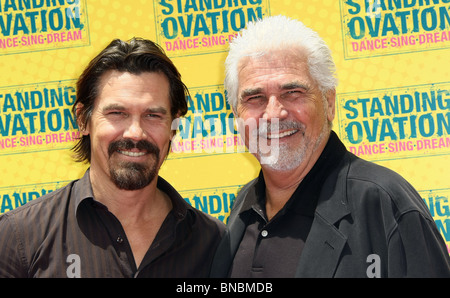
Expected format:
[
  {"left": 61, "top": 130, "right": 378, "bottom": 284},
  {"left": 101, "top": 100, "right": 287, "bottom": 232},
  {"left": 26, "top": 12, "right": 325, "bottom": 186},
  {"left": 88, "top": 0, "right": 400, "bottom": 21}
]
[
  {"left": 102, "top": 104, "right": 168, "bottom": 115},
  {"left": 280, "top": 81, "right": 310, "bottom": 91},
  {"left": 102, "top": 104, "right": 125, "bottom": 112},
  {"left": 240, "top": 82, "right": 310, "bottom": 99},
  {"left": 240, "top": 88, "right": 263, "bottom": 99},
  {"left": 145, "top": 107, "right": 168, "bottom": 115}
]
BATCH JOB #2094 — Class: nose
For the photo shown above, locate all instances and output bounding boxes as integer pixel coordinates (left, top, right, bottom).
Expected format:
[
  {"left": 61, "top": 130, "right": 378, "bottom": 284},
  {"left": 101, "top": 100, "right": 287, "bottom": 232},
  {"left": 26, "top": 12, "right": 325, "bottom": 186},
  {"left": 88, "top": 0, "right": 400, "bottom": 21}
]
[
  {"left": 262, "top": 95, "right": 288, "bottom": 120},
  {"left": 123, "top": 117, "right": 146, "bottom": 141}
]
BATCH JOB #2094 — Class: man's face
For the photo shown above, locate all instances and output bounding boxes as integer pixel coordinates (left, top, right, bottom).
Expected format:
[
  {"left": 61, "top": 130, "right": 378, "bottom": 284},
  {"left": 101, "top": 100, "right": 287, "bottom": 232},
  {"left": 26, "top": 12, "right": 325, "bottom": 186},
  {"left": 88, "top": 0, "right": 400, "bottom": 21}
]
[
  {"left": 235, "top": 48, "right": 335, "bottom": 171},
  {"left": 84, "top": 70, "right": 174, "bottom": 190}
]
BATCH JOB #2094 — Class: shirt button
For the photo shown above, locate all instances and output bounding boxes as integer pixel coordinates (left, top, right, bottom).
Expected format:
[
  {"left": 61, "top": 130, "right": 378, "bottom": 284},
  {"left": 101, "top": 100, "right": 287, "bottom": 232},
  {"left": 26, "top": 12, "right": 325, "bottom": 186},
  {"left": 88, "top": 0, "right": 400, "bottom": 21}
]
[
  {"left": 116, "top": 236, "right": 124, "bottom": 244},
  {"left": 261, "top": 230, "right": 268, "bottom": 237}
]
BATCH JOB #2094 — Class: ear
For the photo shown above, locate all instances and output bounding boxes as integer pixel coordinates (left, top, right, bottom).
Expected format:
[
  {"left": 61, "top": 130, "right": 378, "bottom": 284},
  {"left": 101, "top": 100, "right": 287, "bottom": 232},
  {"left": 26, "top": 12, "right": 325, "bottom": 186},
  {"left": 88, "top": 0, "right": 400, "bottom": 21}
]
[
  {"left": 170, "top": 113, "right": 181, "bottom": 140},
  {"left": 75, "top": 103, "right": 90, "bottom": 136},
  {"left": 232, "top": 107, "right": 242, "bottom": 134},
  {"left": 325, "top": 89, "right": 336, "bottom": 123}
]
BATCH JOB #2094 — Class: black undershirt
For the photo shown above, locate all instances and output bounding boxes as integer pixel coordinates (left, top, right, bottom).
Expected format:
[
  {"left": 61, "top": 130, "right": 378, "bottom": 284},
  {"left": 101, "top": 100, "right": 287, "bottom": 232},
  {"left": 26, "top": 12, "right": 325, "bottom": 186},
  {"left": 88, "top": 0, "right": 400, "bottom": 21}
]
[{"left": 229, "top": 131, "right": 347, "bottom": 277}]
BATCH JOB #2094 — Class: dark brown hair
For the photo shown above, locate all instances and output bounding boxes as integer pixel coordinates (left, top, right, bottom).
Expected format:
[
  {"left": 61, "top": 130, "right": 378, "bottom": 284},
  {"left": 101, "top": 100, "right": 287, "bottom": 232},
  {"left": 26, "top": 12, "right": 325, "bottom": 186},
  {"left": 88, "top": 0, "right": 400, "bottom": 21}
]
[{"left": 72, "top": 38, "right": 189, "bottom": 163}]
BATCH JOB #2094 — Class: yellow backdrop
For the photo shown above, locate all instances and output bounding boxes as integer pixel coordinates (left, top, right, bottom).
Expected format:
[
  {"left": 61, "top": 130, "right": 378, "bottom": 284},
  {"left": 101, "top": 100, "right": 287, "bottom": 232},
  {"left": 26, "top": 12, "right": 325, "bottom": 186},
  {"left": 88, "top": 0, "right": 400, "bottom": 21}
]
[{"left": 0, "top": 0, "right": 449, "bottom": 255}]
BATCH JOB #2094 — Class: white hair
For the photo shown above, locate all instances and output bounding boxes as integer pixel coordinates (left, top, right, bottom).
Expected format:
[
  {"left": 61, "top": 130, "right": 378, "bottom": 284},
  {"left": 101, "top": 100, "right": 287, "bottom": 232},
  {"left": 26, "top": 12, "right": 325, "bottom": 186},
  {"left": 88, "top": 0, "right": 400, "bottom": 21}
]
[{"left": 225, "top": 15, "right": 338, "bottom": 111}]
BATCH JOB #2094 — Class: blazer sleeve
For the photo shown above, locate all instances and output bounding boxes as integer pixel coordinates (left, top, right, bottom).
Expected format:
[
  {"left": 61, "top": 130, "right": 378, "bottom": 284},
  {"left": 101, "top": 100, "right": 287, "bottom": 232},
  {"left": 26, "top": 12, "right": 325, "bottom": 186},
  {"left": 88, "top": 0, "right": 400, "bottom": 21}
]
[{"left": 387, "top": 210, "right": 450, "bottom": 277}]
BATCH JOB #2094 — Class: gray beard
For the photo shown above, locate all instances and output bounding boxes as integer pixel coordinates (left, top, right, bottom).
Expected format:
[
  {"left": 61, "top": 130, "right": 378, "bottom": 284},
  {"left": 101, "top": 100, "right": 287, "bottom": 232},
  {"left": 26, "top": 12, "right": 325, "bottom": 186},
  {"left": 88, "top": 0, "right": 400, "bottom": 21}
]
[{"left": 256, "top": 121, "right": 329, "bottom": 172}]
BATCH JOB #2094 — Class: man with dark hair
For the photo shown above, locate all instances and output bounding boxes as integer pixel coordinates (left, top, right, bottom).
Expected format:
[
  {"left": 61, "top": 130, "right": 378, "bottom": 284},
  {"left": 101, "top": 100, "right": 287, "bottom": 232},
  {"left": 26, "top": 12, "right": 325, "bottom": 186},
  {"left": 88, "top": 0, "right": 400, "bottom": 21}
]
[{"left": 0, "top": 38, "right": 225, "bottom": 278}]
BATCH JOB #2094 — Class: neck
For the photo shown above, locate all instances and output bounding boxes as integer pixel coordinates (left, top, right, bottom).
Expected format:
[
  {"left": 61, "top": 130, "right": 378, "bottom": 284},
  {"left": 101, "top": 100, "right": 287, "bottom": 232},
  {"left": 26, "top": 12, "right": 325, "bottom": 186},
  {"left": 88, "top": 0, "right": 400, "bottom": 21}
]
[
  {"left": 88, "top": 167, "right": 173, "bottom": 268},
  {"left": 261, "top": 163, "right": 307, "bottom": 221},
  {"left": 261, "top": 134, "right": 329, "bottom": 220},
  {"left": 89, "top": 170, "right": 171, "bottom": 224}
]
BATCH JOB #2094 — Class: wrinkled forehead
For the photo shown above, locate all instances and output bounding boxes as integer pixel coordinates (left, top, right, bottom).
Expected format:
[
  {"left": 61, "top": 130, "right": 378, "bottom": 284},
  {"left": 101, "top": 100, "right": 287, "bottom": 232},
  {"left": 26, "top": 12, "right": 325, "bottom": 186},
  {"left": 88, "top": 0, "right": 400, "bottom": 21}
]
[
  {"left": 237, "top": 47, "right": 309, "bottom": 77},
  {"left": 237, "top": 48, "right": 312, "bottom": 88}
]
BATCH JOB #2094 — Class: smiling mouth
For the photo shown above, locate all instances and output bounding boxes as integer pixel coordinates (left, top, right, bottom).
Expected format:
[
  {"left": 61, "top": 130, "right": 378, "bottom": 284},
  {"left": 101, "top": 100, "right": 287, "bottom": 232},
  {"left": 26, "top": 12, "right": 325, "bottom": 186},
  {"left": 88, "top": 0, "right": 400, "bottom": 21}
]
[
  {"left": 263, "top": 129, "right": 298, "bottom": 139},
  {"left": 109, "top": 139, "right": 159, "bottom": 159},
  {"left": 117, "top": 150, "right": 147, "bottom": 157}
]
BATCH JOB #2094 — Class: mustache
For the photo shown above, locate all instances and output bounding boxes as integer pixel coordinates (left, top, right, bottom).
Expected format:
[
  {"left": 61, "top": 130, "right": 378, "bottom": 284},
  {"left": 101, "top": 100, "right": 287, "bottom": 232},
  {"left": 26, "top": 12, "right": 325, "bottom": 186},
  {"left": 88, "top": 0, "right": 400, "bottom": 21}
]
[
  {"left": 108, "top": 139, "right": 160, "bottom": 157},
  {"left": 256, "top": 120, "right": 305, "bottom": 135}
]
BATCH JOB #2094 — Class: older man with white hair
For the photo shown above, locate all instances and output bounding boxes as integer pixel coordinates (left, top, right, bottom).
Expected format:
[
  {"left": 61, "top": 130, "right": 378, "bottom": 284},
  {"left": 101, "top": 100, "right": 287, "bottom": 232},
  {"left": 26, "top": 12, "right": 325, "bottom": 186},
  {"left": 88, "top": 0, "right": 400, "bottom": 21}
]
[{"left": 211, "top": 15, "right": 450, "bottom": 278}]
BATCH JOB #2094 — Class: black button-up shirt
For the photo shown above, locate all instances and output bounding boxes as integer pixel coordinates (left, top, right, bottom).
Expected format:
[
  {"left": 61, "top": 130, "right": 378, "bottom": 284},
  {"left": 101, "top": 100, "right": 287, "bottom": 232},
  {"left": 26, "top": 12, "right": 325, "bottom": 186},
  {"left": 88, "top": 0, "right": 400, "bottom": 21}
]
[
  {"left": 229, "top": 132, "right": 347, "bottom": 277},
  {"left": 0, "top": 170, "right": 225, "bottom": 277}
]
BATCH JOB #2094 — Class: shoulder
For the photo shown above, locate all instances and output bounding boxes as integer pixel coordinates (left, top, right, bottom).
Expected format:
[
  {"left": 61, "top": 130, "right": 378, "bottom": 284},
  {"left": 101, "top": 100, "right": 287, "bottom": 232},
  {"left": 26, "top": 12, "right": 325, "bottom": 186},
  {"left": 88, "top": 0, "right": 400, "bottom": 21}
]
[
  {"left": 0, "top": 180, "right": 77, "bottom": 248},
  {"left": 157, "top": 176, "right": 226, "bottom": 235},
  {"left": 0, "top": 180, "right": 77, "bottom": 277},
  {"left": 231, "top": 178, "right": 258, "bottom": 212},
  {"left": 238, "top": 178, "right": 258, "bottom": 196},
  {"left": 186, "top": 203, "right": 226, "bottom": 234},
  {"left": 0, "top": 180, "right": 76, "bottom": 223},
  {"left": 344, "top": 153, "right": 431, "bottom": 219}
]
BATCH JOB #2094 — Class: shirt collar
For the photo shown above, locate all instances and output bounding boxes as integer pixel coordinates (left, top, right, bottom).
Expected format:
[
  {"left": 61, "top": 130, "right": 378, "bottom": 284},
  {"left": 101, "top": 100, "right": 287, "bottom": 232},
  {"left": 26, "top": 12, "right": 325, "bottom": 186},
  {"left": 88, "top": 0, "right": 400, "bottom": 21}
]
[
  {"left": 239, "top": 130, "right": 347, "bottom": 217},
  {"left": 156, "top": 176, "right": 188, "bottom": 220},
  {"left": 72, "top": 169, "right": 96, "bottom": 216},
  {"left": 72, "top": 169, "right": 188, "bottom": 221}
]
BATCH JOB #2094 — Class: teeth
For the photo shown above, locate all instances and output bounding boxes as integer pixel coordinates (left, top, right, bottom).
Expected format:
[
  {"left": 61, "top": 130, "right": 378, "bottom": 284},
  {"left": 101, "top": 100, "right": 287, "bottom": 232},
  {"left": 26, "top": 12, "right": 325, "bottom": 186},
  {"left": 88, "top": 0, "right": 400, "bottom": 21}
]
[
  {"left": 265, "top": 130, "right": 298, "bottom": 139},
  {"left": 118, "top": 150, "right": 146, "bottom": 157}
]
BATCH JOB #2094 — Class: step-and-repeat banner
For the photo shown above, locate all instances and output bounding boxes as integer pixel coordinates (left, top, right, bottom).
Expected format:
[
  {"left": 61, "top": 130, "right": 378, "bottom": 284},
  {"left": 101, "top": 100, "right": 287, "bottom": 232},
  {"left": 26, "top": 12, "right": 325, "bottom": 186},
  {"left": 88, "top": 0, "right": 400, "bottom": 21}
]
[{"left": 0, "top": 0, "right": 449, "bottom": 256}]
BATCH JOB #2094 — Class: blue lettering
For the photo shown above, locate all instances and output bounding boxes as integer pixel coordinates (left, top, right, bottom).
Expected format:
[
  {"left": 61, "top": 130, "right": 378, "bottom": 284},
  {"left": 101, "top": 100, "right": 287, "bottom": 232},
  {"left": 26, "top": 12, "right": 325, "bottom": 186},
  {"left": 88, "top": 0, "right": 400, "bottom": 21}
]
[
  {"left": 12, "top": 114, "right": 27, "bottom": 135},
  {"left": 184, "top": 0, "right": 199, "bottom": 12},
  {"left": 418, "top": 113, "right": 434, "bottom": 137},
  {"left": 347, "top": 17, "right": 365, "bottom": 40},
  {"left": 379, "top": 118, "right": 396, "bottom": 141},
  {"left": 357, "top": 98, "right": 370, "bottom": 118},
  {"left": 381, "top": 13, "right": 399, "bottom": 36},
  {"left": 422, "top": 7, "right": 438, "bottom": 31},
  {"left": 0, "top": 194, "right": 13, "bottom": 213},
  {"left": 370, "top": 97, "right": 384, "bottom": 117},
  {"left": 436, "top": 219, "right": 449, "bottom": 241},
  {"left": 183, "top": 191, "right": 237, "bottom": 222},
  {"left": 0, "top": 13, "right": 13, "bottom": 36},
  {"left": 400, "top": 94, "right": 414, "bottom": 113},
  {"left": 13, "top": 13, "right": 29, "bottom": 35},
  {"left": 0, "top": 190, "right": 50, "bottom": 213},
  {"left": 47, "top": 109, "right": 62, "bottom": 132},
  {"left": 345, "top": 121, "right": 363, "bottom": 144},
  {"left": 178, "top": 115, "right": 191, "bottom": 139},
  {"left": 193, "top": 13, "right": 209, "bottom": 36},
  {"left": 211, "top": 92, "right": 225, "bottom": 112},
  {"left": 436, "top": 113, "right": 450, "bottom": 136},
  {"left": 3, "top": 94, "right": 16, "bottom": 112},
  {"left": 196, "top": 93, "right": 211, "bottom": 112},
  {"left": 366, "top": 16, "right": 381, "bottom": 38},
  {"left": 193, "top": 195, "right": 208, "bottom": 212},
  {"left": 161, "top": 17, "right": 178, "bottom": 39},
  {"left": 0, "top": 114, "right": 11, "bottom": 136},
  {"left": 230, "top": 8, "right": 245, "bottom": 31},
  {"left": 178, "top": 14, "right": 193, "bottom": 37},
  {"left": 192, "top": 114, "right": 207, "bottom": 138},
  {"left": 364, "top": 119, "right": 379, "bottom": 142},
  {"left": 159, "top": 0, "right": 174, "bottom": 15},
  {"left": 435, "top": 196, "right": 450, "bottom": 217},
  {"left": 343, "top": 99, "right": 358, "bottom": 119},
  {"left": 346, "top": 0, "right": 361, "bottom": 14},
  {"left": 4, "top": 0, "right": 18, "bottom": 12},
  {"left": 209, "top": 195, "right": 222, "bottom": 214},
  {"left": 48, "top": 8, "right": 64, "bottom": 31}
]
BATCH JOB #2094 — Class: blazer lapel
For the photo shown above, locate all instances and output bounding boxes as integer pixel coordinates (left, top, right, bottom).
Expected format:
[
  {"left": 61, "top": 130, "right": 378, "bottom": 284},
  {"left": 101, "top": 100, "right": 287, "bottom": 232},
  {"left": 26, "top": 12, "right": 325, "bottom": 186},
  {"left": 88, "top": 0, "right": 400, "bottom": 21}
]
[
  {"left": 296, "top": 155, "right": 352, "bottom": 277},
  {"left": 295, "top": 213, "right": 348, "bottom": 277}
]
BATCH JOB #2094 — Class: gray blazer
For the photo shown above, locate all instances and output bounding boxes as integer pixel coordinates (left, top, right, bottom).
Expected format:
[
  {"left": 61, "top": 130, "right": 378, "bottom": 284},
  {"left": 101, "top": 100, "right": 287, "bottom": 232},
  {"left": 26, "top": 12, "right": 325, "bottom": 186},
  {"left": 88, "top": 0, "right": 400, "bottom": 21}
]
[{"left": 210, "top": 152, "right": 450, "bottom": 277}]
